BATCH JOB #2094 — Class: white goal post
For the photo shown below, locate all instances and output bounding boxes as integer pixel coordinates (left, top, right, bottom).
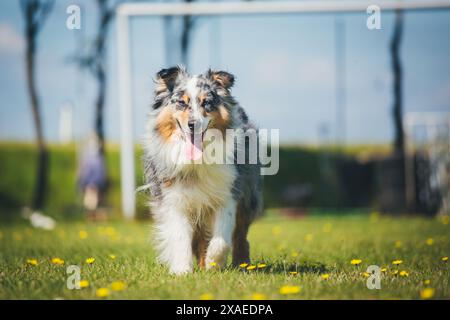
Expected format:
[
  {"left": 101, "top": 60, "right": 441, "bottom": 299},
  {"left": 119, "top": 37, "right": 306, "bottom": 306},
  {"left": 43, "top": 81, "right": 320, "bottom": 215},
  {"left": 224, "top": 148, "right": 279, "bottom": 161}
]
[{"left": 116, "top": 0, "right": 450, "bottom": 219}]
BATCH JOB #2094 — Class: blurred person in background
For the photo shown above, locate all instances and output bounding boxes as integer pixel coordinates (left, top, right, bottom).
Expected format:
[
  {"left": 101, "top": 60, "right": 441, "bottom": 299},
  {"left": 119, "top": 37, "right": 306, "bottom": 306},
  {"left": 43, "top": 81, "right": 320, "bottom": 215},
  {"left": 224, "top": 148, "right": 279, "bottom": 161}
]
[{"left": 78, "top": 133, "right": 108, "bottom": 221}]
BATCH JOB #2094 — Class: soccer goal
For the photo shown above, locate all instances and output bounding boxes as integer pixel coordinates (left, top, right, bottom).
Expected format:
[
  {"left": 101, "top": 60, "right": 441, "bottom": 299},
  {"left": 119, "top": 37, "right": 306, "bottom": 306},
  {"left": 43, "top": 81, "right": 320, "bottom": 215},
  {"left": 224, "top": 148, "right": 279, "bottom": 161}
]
[
  {"left": 404, "top": 112, "right": 450, "bottom": 215},
  {"left": 116, "top": 0, "right": 450, "bottom": 219}
]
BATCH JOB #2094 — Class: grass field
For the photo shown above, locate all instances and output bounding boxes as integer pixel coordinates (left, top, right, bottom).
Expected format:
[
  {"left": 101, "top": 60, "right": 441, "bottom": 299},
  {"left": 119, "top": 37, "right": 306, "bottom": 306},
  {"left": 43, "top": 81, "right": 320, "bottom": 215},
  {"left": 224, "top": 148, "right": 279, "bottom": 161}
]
[{"left": 0, "top": 211, "right": 448, "bottom": 300}]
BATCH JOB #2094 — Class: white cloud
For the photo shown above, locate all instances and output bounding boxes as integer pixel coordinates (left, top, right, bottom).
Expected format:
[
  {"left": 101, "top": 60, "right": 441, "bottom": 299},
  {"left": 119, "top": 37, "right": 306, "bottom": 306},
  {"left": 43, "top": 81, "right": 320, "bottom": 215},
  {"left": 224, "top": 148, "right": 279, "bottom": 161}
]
[{"left": 0, "top": 23, "right": 24, "bottom": 54}]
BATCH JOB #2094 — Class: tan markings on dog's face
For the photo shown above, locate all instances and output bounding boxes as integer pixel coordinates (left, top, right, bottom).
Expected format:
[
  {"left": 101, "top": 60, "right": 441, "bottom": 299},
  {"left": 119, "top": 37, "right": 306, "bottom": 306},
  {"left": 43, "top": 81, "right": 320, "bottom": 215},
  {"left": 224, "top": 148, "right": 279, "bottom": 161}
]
[
  {"left": 155, "top": 107, "right": 176, "bottom": 141},
  {"left": 209, "top": 105, "right": 230, "bottom": 133},
  {"left": 198, "top": 94, "right": 206, "bottom": 107},
  {"left": 182, "top": 94, "right": 190, "bottom": 105},
  {"left": 173, "top": 108, "right": 190, "bottom": 131}
]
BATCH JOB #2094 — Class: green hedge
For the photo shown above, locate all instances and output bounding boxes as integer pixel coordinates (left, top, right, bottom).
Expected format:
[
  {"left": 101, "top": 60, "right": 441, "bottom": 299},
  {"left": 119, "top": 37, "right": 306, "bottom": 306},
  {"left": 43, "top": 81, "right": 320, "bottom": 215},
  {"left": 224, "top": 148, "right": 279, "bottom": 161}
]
[{"left": 0, "top": 142, "right": 389, "bottom": 219}]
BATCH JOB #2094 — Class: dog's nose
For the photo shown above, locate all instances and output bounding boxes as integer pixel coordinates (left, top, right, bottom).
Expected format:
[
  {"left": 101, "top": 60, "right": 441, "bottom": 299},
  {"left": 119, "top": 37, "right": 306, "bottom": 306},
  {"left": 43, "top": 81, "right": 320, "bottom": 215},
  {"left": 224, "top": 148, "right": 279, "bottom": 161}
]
[{"left": 188, "top": 121, "right": 196, "bottom": 133}]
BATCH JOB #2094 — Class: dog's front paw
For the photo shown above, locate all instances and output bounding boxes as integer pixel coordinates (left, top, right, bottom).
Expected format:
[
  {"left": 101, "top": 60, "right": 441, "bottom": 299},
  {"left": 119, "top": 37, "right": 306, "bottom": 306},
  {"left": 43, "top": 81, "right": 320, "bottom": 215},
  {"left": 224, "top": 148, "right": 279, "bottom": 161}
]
[{"left": 205, "top": 237, "right": 230, "bottom": 269}]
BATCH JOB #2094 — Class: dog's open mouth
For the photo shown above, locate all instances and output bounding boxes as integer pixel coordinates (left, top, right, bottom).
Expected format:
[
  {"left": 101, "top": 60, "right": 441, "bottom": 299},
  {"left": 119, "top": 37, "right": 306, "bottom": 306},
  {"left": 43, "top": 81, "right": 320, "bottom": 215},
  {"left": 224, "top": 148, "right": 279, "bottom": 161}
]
[
  {"left": 185, "top": 130, "right": 207, "bottom": 161},
  {"left": 177, "top": 120, "right": 208, "bottom": 161}
]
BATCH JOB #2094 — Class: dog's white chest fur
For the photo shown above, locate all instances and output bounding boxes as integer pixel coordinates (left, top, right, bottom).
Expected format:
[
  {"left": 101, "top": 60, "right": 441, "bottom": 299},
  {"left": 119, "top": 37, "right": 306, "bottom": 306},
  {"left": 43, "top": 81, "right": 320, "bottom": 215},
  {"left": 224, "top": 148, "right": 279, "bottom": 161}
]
[{"left": 163, "top": 164, "right": 237, "bottom": 222}]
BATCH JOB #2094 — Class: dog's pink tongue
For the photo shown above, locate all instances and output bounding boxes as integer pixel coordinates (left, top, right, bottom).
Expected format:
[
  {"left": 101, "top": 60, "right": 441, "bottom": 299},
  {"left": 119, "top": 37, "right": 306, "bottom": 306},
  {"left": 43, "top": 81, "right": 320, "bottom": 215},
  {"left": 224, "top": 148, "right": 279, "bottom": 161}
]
[{"left": 185, "top": 134, "right": 202, "bottom": 161}]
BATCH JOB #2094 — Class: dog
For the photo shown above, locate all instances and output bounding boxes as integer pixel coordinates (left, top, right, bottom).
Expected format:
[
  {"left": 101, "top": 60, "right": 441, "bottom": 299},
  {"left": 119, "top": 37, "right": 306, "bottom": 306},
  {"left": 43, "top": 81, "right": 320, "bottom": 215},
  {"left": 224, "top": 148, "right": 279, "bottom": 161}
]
[{"left": 142, "top": 66, "right": 263, "bottom": 274}]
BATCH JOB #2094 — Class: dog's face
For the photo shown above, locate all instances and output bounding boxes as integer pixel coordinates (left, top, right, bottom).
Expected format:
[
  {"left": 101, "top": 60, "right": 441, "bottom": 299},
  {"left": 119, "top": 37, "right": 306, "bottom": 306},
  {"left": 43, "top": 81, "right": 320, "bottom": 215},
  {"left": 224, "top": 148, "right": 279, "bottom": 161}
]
[{"left": 152, "top": 66, "right": 235, "bottom": 161}]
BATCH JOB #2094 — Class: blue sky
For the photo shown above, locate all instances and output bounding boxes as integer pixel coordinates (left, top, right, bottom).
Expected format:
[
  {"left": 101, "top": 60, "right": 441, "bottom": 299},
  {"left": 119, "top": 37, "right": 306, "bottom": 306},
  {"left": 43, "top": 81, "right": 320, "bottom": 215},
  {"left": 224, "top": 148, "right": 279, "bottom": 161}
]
[{"left": 0, "top": 0, "right": 450, "bottom": 144}]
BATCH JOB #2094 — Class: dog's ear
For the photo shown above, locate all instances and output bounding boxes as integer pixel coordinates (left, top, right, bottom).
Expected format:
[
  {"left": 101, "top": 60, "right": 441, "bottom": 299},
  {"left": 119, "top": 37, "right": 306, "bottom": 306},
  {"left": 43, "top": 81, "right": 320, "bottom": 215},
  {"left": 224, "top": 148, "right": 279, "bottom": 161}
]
[
  {"left": 207, "top": 69, "right": 235, "bottom": 90},
  {"left": 155, "top": 66, "right": 186, "bottom": 93}
]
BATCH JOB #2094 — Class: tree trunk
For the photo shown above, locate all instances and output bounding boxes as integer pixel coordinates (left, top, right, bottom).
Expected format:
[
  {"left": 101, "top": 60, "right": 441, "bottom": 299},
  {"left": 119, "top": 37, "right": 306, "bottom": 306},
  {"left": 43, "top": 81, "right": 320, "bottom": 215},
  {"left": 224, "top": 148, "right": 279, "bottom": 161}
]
[
  {"left": 95, "top": 65, "right": 106, "bottom": 154},
  {"left": 391, "top": 10, "right": 404, "bottom": 158},
  {"left": 389, "top": 10, "right": 406, "bottom": 212},
  {"left": 181, "top": 0, "right": 194, "bottom": 66},
  {"left": 25, "top": 40, "right": 48, "bottom": 211}
]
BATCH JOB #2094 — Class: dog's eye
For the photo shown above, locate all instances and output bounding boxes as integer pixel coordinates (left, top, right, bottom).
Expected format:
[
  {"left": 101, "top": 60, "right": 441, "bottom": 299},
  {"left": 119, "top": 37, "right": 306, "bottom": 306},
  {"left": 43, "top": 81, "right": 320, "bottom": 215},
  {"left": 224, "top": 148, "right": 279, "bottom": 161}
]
[
  {"left": 178, "top": 100, "right": 187, "bottom": 107},
  {"left": 202, "top": 100, "right": 213, "bottom": 112}
]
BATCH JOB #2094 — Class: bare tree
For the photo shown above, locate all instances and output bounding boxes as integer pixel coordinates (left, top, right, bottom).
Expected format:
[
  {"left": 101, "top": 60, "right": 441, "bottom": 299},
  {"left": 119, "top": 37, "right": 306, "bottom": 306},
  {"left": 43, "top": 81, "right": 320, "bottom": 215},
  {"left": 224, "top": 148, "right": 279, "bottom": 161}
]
[
  {"left": 75, "top": 0, "right": 119, "bottom": 154},
  {"left": 389, "top": 9, "right": 407, "bottom": 211},
  {"left": 391, "top": 10, "right": 404, "bottom": 158},
  {"left": 180, "top": 0, "right": 196, "bottom": 66},
  {"left": 20, "top": 0, "right": 54, "bottom": 212}
]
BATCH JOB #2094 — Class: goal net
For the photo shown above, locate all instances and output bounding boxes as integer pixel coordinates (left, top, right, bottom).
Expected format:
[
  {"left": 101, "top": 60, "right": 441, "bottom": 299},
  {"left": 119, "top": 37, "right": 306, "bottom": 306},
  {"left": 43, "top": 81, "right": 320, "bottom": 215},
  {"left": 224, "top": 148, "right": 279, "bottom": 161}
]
[{"left": 404, "top": 112, "right": 450, "bottom": 215}]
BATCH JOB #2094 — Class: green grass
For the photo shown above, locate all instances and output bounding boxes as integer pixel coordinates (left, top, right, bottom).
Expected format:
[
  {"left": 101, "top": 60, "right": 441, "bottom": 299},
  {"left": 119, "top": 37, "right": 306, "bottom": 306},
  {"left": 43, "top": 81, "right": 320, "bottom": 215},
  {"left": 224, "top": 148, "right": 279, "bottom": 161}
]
[{"left": 0, "top": 211, "right": 448, "bottom": 300}]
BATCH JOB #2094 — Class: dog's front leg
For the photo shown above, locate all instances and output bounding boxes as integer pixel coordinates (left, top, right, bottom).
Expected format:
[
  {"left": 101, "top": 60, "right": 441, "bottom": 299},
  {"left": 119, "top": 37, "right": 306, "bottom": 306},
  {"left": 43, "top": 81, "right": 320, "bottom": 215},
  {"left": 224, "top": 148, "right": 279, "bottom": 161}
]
[
  {"left": 155, "top": 209, "right": 193, "bottom": 275},
  {"left": 205, "top": 199, "right": 236, "bottom": 269}
]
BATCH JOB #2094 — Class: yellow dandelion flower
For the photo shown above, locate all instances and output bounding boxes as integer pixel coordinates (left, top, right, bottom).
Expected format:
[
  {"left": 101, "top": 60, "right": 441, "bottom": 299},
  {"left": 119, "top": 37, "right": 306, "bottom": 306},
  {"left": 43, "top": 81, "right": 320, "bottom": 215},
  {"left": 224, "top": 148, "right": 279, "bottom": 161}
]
[
  {"left": 247, "top": 265, "right": 256, "bottom": 271},
  {"left": 106, "top": 226, "right": 116, "bottom": 234},
  {"left": 426, "top": 238, "right": 434, "bottom": 246},
  {"left": 111, "top": 281, "right": 126, "bottom": 291},
  {"left": 279, "top": 285, "right": 301, "bottom": 295},
  {"left": 79, "top": 230, "right": 88, "bottom": 240},
  {"left": 109, "top": 254, "right": 116, "bottom": 260},
  {"left": 381, "top": 267, "right": 387, "bottom": 272},
  {"left": 441, "top": 256, "right": 448, "bottom": 262},
  {"left": 370, "top": 211, "right": 380, "bottom": 222},
  {"left": 391, "top": 270, "right": 399, "bottom": 276},
  {"left": 257, "top": 263, "right": 267, "bottom": 269},
  {"left": 79, "top": 280, "right": 89, "bottom": 288},
  {"left": 291, "top": 251, "right": 299, "bottom": 258},
  {"left": 51, "top": 257, "right": 65, "bottom": 265},
  {"left": 322, "top": 223, "right": 332, "bottom": 233},
  {"left": 209, "top": 262, "right": 217, "bottom": 267},
  {"left": 289, "top": 271, "right": 298, "bottom": 276},
  {"left": 361, "top": 272, "right": 370, "bottom": 278},
  {"left": 399, "top": 270, "right": 409, "bottom": 277},
  {"left": 394, "top": 240, "right": 402, "bottom": 248},
  {"left": 250, "top": 293, "right": 267, "bottom": 300},
  {"left": 96, "top": 287, "right": 110, "bottom": 298},
  {"left": 239, "top": 263, "right": 248, "bottom": 268},
  {"left": 321, "top": 274, "right": 330, "bottom": 280},
  {"left": 424, "top": 279, "right": 431, "bottom": 285},
  {"left": 27, "top": 259, "right": 38, "bottom": 266},
  {"left": 304, "top": 234, "right": 313, "bottom": 242},
  {"left": 350, "top": 259, "right": 362, "bottom": 265},
  {"left": 86, "top": 257, "right": 95, "bottom": 264},
  {"left": 272, "top": 226, "right": 282, "bottom": 236},
  {"left": 13, "top": 232, "right": 22, "bottom": 241},
  {"left": 441, "top": 215, "right": 449, "bottom": 225},
  {"left": 420, "top": 288, "right": 435, "bottom": 300},
  {"left": 199, "top": 293, "right": 214, "bottom": 300},
  {"left": 392, "top": 260, "right": 403, "bottom": 265}
]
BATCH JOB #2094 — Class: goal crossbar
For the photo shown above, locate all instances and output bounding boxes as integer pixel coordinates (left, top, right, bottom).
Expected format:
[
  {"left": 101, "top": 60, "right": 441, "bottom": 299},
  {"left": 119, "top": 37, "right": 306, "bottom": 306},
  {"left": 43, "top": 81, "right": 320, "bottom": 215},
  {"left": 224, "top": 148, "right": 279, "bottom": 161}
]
[{"left": 118, "top": 0, "right": 450, "bottom": 16}]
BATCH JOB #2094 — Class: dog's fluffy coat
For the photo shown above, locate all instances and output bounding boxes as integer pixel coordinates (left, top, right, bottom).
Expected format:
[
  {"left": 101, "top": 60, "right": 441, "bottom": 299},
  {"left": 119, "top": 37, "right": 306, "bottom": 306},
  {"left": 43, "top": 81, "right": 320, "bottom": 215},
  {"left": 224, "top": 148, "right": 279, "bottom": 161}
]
[{"left": 143, "top": 66, "right": 262, "bottom": 274}]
